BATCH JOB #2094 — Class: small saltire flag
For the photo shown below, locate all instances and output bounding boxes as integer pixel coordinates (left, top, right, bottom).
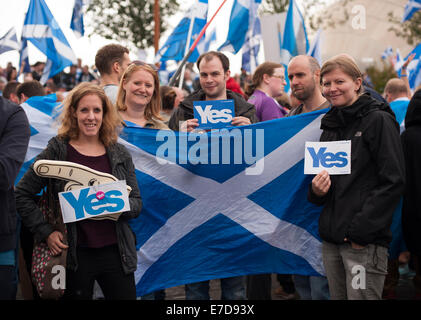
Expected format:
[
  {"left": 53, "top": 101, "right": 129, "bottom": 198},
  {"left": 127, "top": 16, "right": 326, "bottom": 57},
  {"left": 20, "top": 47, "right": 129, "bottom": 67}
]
[
  {"left": 20, "top": 0, "right": 77, "bottom": 84},
  {"left": 402, "top": 0, "right": 421, "bottom": 22},
  {"left": 17, "top": 98, "right": 328, "bottom": 297},
  {"left": 155, "top": 0, "right": 208, "bottom": 63},
  {"left": 218, "top": 0, "right": 262, "bottom": 54},
  {"left": 19, "top": 38, "right": 32, "bottom": 74},
  {"left": 381, "top": 46, "right": 393, "bottom": 60},
  {"left": 396, "top": 44, "right": 421, "bottom": 91},
  {"left": 241, "top": 11, "right": 262, "bottom": 73},
  {"left": 17, "top": 93, "right": 61, "bottom": 183},
  {"left": 279, "top": 0, "right": 309, "bottom": 65},
  {"left": 0, "top": 27, "right": 20, "bottom": 55},
  {"left": 307, "top": 29, "right": 322, "bottom": 65},
  {"left": 70, "top": 0, "right": 85, "bottom": 38}
]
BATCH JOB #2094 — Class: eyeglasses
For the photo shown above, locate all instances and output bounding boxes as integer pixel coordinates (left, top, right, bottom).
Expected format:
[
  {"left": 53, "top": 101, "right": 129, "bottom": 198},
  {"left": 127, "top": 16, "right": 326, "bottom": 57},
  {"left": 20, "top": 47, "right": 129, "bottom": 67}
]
[
  {"left": 130, "top": 60, "right": 158, "bottom": 71},
  {"left": 271, "top": 74, "right": 285, "bottom": 81}
]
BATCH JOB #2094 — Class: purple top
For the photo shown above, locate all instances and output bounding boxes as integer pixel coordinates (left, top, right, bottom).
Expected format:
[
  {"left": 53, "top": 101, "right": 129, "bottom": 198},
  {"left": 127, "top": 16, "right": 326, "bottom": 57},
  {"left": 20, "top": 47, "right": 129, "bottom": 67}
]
[
  {"left": 67, "top": 143, "right": 118, "bottom": 248},
  {"left": 248, "top": 89, "right": 287, "bottom": 122}
]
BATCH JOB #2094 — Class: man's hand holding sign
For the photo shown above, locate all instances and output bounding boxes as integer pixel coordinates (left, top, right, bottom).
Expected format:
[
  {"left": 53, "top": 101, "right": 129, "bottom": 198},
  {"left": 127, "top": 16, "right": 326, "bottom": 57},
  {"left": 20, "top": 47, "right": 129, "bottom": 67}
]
[{"left": 181, "top": 99, "right": 251, "bottom": 132}]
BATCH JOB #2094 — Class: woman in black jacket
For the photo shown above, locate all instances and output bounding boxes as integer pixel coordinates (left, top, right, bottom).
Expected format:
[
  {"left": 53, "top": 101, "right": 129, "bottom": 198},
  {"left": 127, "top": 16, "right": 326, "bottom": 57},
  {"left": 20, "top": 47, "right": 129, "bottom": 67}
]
[
  {"left": 15, "top": 83, "right": 142, "bottom": 300},
  {"left": 309, "top": 55, "right": 405, "bottom": 300}
]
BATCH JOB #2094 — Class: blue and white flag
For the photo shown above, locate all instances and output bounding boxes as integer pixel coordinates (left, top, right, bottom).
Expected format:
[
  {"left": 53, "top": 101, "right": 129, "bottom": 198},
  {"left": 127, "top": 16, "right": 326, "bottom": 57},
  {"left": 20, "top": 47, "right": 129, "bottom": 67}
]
[
  {"left": 17, "top": 94, "right": 60, "bottom": 182},
  {"left": 155, "top": 0, "right": 208, "bottom": 63},
  {"left": 381, "top": 46, "right": 393, "bottom": 60},
  {"left": 402, "top": 0, "right": 421, "bottom": 22},
  {"left": 218, "top": 0, "right": 262, "bottom": 54},
  {"left": 0, "top": 27, "right": 20, "bottom": 55},
  {"left": 20, "top": 0, "right": 77, "bottom": 84},
  {"left": 241, "top": 12, "right": 261, "bottom": 73},
  {"left": 307, "top": 29, "right": 322, "bottom": 65},
  {"left": 17, "top": 96, "right": 328, "bottom": 297},
  {"left": 280, "top": 0, "right": 309, "bottom": 65},
  {"left": 396, "top": 44, "right": 421, "bottom": 91},
  {"left": 70, "top": 0, "right": 85, "bottom": 38}
]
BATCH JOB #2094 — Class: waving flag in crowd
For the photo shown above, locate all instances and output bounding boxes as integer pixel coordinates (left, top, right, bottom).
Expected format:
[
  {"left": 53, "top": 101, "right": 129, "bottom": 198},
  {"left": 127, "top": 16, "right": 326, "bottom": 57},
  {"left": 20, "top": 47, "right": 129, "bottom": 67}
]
[
  {"left": 218, "top": 0, "right": 262, "bottom": 54},
  {"left": 241, "top": 7, "right": 261, "bottom": 73},
  {"left": 0, "top": 27, "right": 20, "bottom": 55},
  {"left": 307, "top": 29, "right": 322, "bottom": 65},
  {"left": 155, "top": 0, "right": 208, "bottom": 63},
  {"left": 280, "top": 0, "right": 309, "bottom": 65},
  {"left": 70, "top": 0, "right": 85, "bottom": 38},
  {"left": 17, "top": 94, "right": 327, "bottom": 296},
  {"left": 402, "top": 0, "right": 421, "bottom": 22},
  {"left": 382, "top": 46, "right": 393, "bottom": 60},
  {"left": 395, "top": 44, "right": 421, "bottom": 91},
  {"left": 19, "top": 0, "right": 76, "bottom": 84}
]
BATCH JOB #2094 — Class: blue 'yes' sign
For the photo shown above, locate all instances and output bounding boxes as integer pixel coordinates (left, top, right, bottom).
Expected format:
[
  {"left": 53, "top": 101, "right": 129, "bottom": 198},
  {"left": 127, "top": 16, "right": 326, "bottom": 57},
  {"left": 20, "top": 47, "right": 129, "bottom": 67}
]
[
  {"left": 194, "top": 99, "right": 235, "bottom": 130},
  {"left": 304, "top": 141, "right": 351, "bottom": 175},
  {"left": 58, "top": 180, "right": 131, "bottom": 223}
]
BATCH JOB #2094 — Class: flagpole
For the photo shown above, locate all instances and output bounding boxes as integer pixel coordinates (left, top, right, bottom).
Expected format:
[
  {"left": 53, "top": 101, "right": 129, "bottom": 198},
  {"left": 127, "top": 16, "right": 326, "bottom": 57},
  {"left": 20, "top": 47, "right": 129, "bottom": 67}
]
[
  {"left": 178, "top": 1, "right": 197, "bottom": 90},
  {"left": 154, "top": 0, "right": 160, "bottom": 54},
  {"left": 169, "top": 0, "right": 228, "bottom": 87}
]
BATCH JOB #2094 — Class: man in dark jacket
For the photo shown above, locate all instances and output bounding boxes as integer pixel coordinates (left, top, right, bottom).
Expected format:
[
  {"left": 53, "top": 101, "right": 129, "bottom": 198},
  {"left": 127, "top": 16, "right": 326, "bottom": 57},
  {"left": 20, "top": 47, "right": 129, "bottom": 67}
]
[
  {"left": 169, "top": 51, "right": 257, "bottom": 132},
  {"left": 168, "top": 51, "right": 257, "bottom": 300},
  {"left": 401, "top": 89, "right": 421, "bottom": 299},
  {"left": 0, "top": 96, "right": 30, "bottom": 299}
]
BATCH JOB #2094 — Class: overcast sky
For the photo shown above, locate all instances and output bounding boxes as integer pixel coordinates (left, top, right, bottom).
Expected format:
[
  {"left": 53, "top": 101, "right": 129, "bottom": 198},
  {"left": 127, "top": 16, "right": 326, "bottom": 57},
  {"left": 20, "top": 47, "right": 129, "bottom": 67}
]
[{"left": 0, "top": 0, "right": 255, "bottom": 74}]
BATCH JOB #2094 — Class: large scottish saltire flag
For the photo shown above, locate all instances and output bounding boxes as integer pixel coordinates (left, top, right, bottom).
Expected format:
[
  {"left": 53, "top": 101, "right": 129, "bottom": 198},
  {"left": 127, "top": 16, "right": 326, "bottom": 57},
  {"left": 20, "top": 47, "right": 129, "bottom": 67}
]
[
  {"left": 218, "top": 0, "right": 262, "bottom": 54},
  {"left": 155, "top": 0, "right": 208, "bottom": 63},
  {"left": 118, "top": 111, "right": 327, "bottom": 296},
  {"left": 402, "top": 0, "right": 421, "bottom": 22},
  {"left": 0, "top": 27, "right": 20, "bottom": 55},
  {"left": 17, "top": 98, "right": 328, "bottom": 297},
  {"left": 279, "top": 0, "right": 309, "bottom": 65},
  {"left": 19, "top": 0, "right": 77, "bottom": 84}
]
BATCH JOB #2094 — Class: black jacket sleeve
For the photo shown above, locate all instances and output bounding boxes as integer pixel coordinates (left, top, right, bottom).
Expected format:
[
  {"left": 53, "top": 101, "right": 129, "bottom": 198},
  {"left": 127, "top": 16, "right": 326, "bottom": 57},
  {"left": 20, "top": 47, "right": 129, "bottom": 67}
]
[
  {"left": 347, "top": 112, "right": 405, "bottom": 246},
  {"left": 0, "top": 101, "right": 30, "bottom": 191}
]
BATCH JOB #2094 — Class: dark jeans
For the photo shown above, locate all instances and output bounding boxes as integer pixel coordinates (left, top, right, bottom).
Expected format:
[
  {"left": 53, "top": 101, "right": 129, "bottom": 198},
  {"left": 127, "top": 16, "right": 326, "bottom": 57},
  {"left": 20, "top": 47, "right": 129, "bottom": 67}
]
[
  {"left": 0, "top": 265, "right": 17, "bottom": 300},
  {"left": 64, "top": 244, "right": 136, "bottom": 300}
]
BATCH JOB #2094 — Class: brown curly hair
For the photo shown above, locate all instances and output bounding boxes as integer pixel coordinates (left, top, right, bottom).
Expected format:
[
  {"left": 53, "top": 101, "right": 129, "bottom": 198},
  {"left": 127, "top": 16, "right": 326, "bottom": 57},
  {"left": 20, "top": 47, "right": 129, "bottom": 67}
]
[{"left": 58, "top": 82, "right": 121, "bottom": 146}]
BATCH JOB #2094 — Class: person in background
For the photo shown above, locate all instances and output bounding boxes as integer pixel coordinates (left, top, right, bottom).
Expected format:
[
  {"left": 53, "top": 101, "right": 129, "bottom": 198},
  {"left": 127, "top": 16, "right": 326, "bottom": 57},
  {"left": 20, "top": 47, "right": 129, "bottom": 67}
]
[
  {"left": 309, "top": 55, "right": 405, "bottom": 300},
  {"left": 116, "top": 62, "right": 168, "bottom": 130},
  {"left": 245, "top": 62, "right": 288, "bottom": 122},
  {"left": 0, "top": 96, "right": 30, "bottom": 299},
  {"left": 401, "top": 88, "right": 421, "bottom": 300},
  {"left": 160, "top": 85, "right": 184, "bottom": 126},
  {"left": 15, "top": 83, "right": 142, "bottom": 300},
  {"left": 2, "top": 81, "right": 20, "bottom": 104},
  {"left": 16, "top": 81, "right": 45, "bottom": 104},
  {"left": 95, "top": 44, "right": 131, "bottom": 105}
]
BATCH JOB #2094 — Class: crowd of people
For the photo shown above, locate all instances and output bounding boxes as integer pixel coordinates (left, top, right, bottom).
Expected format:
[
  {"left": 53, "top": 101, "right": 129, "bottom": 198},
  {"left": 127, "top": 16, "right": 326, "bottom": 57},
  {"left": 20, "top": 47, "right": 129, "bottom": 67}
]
[{"left": 1, "top": 43, "right": 421, "bottom": 301}]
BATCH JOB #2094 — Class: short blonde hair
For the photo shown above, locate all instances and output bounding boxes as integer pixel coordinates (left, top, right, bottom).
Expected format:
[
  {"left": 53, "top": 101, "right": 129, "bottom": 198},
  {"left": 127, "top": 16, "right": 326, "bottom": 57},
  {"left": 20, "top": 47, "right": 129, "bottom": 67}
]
[
  {"left": 116, "top": 62, "right": 162, "bottom": 121},
  {"left": 58, "top": 82, "right": 121, "bottom": 146},
  {"left": 320, "top": 56, "right": 364, "bottom": 94}
]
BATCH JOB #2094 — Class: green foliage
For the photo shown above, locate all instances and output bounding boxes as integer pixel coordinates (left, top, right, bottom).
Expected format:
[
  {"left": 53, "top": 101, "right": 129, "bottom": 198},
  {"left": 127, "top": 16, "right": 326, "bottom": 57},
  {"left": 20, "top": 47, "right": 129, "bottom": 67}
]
[
  {"left": 388, "top": 10, "right": 421, "bottom": 46},
  {"left": 365, "top": 61, "right": 398, "bottom": 94},
  {"left": 86, "top": 0, "right": 179, "bottom": 50}
]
